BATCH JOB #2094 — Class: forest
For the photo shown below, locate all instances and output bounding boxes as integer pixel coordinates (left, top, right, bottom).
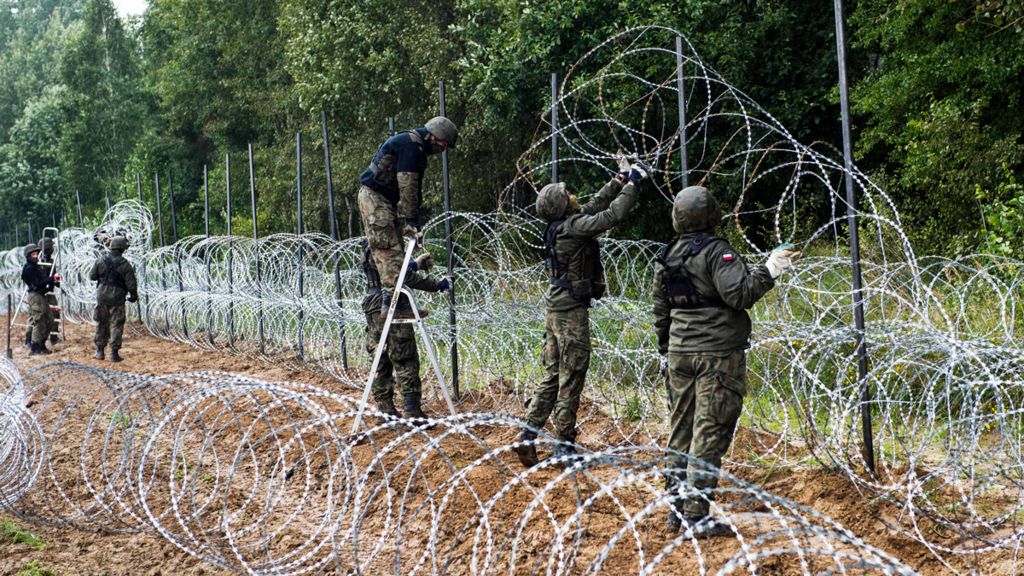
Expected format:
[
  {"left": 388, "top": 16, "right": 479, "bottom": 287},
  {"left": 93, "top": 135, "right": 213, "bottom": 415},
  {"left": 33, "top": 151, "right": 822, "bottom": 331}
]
[{"left": 0, "top": 0, "right": 1022, "bottom": 255}]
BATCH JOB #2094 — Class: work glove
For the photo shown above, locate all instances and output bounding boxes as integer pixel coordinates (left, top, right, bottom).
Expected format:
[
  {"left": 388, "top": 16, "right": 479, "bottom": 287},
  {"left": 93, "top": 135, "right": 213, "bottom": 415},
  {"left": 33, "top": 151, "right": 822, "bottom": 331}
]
[
  {"left": 127, "top": 293, "right": 139, "bottom": 303},
  {"left": 437, "top": 277, "right": 452, "bottom": 292},
  {"left": 615, "top": 150, "right": 631, "bottom": 181},
  {"left": 414, "top": 252, "right": 435, "bottom": 272},
  {"left": 628, "top": 161, "right": 649, "bottom": 186},
  {"left": 658, "top": 355, "right": 669, "bottom": 377},
  {"left": 403, "top": 219, "right": 423, "bottom": 246},
  {"left": 765, "top": 244, "right": 801, "bottom": 279}
]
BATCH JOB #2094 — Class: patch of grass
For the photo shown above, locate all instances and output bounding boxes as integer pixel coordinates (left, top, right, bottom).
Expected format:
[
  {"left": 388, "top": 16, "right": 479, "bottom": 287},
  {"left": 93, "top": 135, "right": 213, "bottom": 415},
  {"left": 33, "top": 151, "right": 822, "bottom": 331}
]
[
  {"left": 107, "top": 411, "right": 131, "bottom": 428},
  {"left": 17, "top": 560, "right": 57, "bottom": 576},
  {"left": 622, "top": 394, "right": 645, "bottom": 423},
  {"left": 1, "top": 519, "right": 45, "bottom": 550}
]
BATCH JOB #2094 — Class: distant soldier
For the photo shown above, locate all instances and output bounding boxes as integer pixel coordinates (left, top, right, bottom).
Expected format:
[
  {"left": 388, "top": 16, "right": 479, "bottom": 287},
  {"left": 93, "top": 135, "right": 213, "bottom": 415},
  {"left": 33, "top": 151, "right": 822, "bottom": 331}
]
[
  {"left": 361, "top": 240, "right": 451, "bottom": 419},
  {"left": 513, "top": 156, "right": 647, "bottom": 468},
  {"left": 358, "top": 116, "right": 458, "bottom": 318},
  {"left": 21, "top": 243, "right": 58, "bottom": 355},
  {"left": 652, "top": 186, "right": 799, "bottom": 536},
  {"left": 88, "top": 236, "right": 138, "bottom": 362}
]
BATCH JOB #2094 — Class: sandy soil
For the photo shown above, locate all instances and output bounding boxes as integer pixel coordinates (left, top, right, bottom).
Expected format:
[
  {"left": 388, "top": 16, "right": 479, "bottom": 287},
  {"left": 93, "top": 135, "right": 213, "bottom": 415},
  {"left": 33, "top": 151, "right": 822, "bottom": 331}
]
[{"left": 0, "top": 320, "right": 1012, "bottom": 575}]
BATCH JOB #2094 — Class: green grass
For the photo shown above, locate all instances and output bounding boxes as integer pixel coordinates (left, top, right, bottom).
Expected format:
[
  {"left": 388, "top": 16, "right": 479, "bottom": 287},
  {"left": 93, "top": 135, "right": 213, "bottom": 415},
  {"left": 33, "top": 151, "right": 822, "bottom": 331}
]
[
  {"left": 17, "top": 561, "right": 57, "bottom": 576},
  {"left": 1, "top": 519, "right": 45, "bottom": 550}
]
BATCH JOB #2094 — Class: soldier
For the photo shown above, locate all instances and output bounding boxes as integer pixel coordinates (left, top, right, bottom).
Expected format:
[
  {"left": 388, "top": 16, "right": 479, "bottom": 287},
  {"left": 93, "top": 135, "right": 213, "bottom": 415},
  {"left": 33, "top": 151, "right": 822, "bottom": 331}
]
[
  {"left": 652, "top": 186, "right": 799, "bottom": 536},
  {"left": 21, "top": 243, "right": 58, "bottom": 355},
  {"left": 513, "top": 157, "right": 648, "bottom": 468},
  {"left": 23, "top": 237, "right": 59, "bottom": 348},
  {"left": 361, "top": 240, "right": 451, "bottom": 419},
  {"left": 358, "top": 116, "right": 458, "bottom": 319},
  {"left": 88, "top": 236, "right": 138, "bottom": 362}
]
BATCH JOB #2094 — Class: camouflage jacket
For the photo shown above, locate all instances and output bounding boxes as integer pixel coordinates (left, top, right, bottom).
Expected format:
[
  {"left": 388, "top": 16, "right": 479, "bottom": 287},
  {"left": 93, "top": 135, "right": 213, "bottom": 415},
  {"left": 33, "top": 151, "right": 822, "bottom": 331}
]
[
  {"left": 543, "top": 178, "right": 637, "bottom": 312},
  {"left": 361, "top": 241, "right": 443, "bottom": 313},
  {"left": 652, "top": 233, "right": 774, "bottom": 353},
  {"left": 89, "top": 253, "right": 138, "bottom": 305}
]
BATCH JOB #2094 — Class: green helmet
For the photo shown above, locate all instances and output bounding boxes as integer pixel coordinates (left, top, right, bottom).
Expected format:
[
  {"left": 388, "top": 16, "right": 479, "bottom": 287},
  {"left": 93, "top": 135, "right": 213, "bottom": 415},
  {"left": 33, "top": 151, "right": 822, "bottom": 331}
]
[
  {"left": 672, "top": 186, "right": 721, "bottom": 234},
  {"left": 23, "top": 243, "right": 40, "bottom": 261},
  {"left": 425, "top": 116, "right": 459, "bottom": 149},
  {"left": 109, "top": 236, "right": 129, "bottom": 252},
  {"left": 536, "top": 182, "right": 569, "bottom": 221}
]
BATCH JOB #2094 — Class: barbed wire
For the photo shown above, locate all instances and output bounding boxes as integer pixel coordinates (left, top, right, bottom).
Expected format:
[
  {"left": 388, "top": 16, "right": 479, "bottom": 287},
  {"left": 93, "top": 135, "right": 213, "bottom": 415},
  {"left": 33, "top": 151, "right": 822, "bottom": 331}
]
[{"left": 0, "top": 24, "right": 1021, "bottom": 573}]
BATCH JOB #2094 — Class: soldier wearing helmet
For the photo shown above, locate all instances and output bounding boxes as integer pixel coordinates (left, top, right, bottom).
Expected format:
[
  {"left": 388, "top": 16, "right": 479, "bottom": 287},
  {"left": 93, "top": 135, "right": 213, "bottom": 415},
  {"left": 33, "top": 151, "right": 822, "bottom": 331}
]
[
  {"left": 24, "top": 237, "right": 60, "bottom": 348},
  {"left": 513, "top": 155, "right": 648, "bottom": 469},
  {"left": 21, "top": 243, "right": 58, "bottom": 355},
  {"left": 653, "top": 186, "right": 799, "bottom": 537},
  {"left": 358, "top": 116, "right": 458, "bottom": 320},
  {"left": 88, "top": 235, "right": 138, "bottom": 362}
]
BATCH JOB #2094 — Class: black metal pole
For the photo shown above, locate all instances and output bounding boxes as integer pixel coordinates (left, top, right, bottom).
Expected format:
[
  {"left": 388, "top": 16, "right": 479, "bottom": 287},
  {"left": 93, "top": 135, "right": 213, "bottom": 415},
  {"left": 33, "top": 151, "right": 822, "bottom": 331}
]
[
  {"left": 322, "top": 111, "right": 348, "bottom": 369},
  {"left": 296, "top": 131, "right": 305, "bottom": 360},
  {"left": 75, "top": 190, "right": 83, "bottom": 228},
  {"left": 168, "top": 169, "right": 179, "bottom": 244},
  {"left": 834, "top": 0, "right": 874, "bottom": 474},
  {"left": 226, "top": 153, "right": 235, "bottom": 349},
  {"left": 551, "top": 73, "right": 559, "bottom": 184},
  {"left": 169, "top": 169, "right": 186, "bottom": 337},
  {"left": 388, "top": 115, "right": 395, "bottom": 137},
  {"left": 249, "top": 143, "right": 265, "bottom": 355},
  {"left": 205, "top": 164, "right": 213, "bottom": 345},
  {"left": 104, "top": 190, "right": 110, "bottom": 214},
  {"left": 136, "top": 174, "right": 142, "bottom": 205},
  {"left": 675, "top": 35, "right": 689, "bottom": 188},
  {"left": 440, "top": 80, "right": 460, "bottom": 400},
  {"left": 6, "top": 294, "right": 11, "bottom": 359},
  {"left": 155, "top": 174, "right": 164, "bottom": 247},
  {"left": 28, "top": 222, "right": 33, "bottom": 243}
]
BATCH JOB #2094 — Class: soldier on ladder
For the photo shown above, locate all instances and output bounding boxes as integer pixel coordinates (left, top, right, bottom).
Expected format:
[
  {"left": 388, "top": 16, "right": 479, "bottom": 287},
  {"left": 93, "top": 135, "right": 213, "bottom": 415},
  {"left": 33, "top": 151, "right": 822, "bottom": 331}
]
[{"left": 21, "top": 243, "right": 60, "bottom": 355}]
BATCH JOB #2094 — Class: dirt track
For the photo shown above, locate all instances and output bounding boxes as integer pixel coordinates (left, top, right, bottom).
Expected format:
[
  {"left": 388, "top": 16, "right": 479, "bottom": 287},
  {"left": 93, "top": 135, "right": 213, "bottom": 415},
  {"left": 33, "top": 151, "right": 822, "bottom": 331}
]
[{"left": 0, "top": 320, "right": 1009, "bottom": 575}]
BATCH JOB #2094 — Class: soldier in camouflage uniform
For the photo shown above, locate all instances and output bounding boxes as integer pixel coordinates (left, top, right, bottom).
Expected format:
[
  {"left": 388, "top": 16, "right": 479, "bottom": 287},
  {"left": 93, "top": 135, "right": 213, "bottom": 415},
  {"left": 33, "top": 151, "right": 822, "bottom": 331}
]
[
  {"left": 358, "top": 117, "right": 458, "bottom": 319},
  {"left": 89, "top": 236, "right": 138, "bottom": 362},
  {"left": 652, "top": 186, "right": 799, "bottom": 536},
  {"left": 513, "top": 156, "right": 648, "bottom": 468},
  {"left": 21, "top": 243, "right": 58, "bottom": 355},
  {"left": 24, "top": 237, "right": 59, "bottom": 347},
  {"left": 361, "top": 240, "right": 451, "bottom": 419}
]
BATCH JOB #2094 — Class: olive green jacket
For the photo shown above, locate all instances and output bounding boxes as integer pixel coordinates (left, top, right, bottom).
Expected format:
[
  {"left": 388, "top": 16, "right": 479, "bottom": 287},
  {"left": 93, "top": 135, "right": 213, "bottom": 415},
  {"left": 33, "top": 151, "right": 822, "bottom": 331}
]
[
  {"left": 544, "top": 178, "right": 637, "bottom": 312},
  {"left": 652, "top": 233, "right": 774, "bottom": 353},
  {"left": 88, "top": 252, "right": 138, "bottom": 306}
]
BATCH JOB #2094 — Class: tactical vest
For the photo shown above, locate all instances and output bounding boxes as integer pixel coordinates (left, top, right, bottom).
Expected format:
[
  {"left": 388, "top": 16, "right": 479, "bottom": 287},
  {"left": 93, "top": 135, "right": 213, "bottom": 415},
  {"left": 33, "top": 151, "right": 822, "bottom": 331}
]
[
  {"left": 361, "top": 239, "right": 381, "bottom": 290},
  {"left": 544, "top": 219, "right": 606, "bottom": 301},
  {"left": 99, "top": 256, "right": 128, "bottom": 291},
  {"left": 657, "top": 233, "right": 726, "bottom": 309},
  {"left": 366, "top": 130, "right": 424, "bottom": 191}
]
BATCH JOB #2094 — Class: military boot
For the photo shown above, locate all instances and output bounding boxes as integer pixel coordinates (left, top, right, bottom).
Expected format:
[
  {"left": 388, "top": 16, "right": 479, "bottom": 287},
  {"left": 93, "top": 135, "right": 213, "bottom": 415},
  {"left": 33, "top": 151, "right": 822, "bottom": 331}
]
[
  {"left": 110, "top": 349, "right": 123, "bottom": 362},
  {"left": 375, "top": 396, "right": 401, "bottom": 419},
  {"left": 50, "top": 333, "right": 59, "bottom": 345},
  {"left": 550, "top": 443, "right": 582, "bottom": 469},
  {"left": 28, "top": 342, "right": 51, "bottom": 356},
  {"left": 94, "top": 346, "right": 105, "bottom": 360},
  {"left": 681, "top": 515, "right": 734, "bottom": 539},
  {"left": 666, "top": 495, "right": 685, "bottom": 532},
  {"left": 382, "top": 291, "right": 428, "bottom": 321},
  {"left": 23, "top": 333, "right": 31, "bottom": 348},
  {"left": 512, "top": 430, "right": 539, "bottom": 468},
  {"left": 402, "top": 394, "right": 432, "bottom": 421}
]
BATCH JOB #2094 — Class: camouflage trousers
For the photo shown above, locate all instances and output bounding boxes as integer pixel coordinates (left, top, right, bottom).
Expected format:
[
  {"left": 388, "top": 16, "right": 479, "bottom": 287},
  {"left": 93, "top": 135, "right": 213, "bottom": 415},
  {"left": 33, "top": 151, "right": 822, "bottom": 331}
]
[
  {"left": 524, "top": 306, "right": 591, "bottom": 442},
  {"left": 664, "top": 349, "right": 746, "bottom": 517},
  {"left": 95, "top": 302, "right": 127, "bottom": 351},
  {"left": 365, "top": 305, "right": 422, "bottom": 403},
  {"left": 27, "top": 292, "right": 55, "bottom": 346},
  {"left": 358, "top": 186, "right": 406, "bottom": 292},
  {"left": 26, "top": 293, "right": 58, "bottom": 343}
]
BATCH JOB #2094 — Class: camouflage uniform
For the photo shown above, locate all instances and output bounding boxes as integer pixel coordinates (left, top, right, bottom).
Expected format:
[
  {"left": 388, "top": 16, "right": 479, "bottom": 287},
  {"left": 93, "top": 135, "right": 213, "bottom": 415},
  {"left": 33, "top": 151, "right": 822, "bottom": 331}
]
[
  {"left": 21, "top": 247, "right": 56, "bottom": 349},
  {"left": 89, "top": 246, "right": 138, "bottom": 354},
  {"left": 652, "top": 187, "right": 775, "bottom": 518},
  {"left": 360, "top": 241, "right": 444, "bottom": 409},
  {"left": 26, "top": 239, "right": 60, "bottom": 344},
  {"left": 524, "top": 177, "right": 638, "bottom": 442}
]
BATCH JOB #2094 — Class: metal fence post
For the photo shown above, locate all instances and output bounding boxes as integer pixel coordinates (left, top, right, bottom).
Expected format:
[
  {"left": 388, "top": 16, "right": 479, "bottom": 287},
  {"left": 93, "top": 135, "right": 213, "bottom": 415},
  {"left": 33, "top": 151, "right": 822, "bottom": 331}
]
[
  {"left": 439, "top": 80, "right": 460, "bottom": 400},
  {"left": 322, "top": 111, "right": 349, "bottom": 369},
  {"left": 675, "top": 35, "right": 689, "bottom": 188},
  {"left": 296, "top": 131, "right": 305, "bottom": 360},
  {"left": 249, "top": 144, "right": 265, "bottom": 355}
]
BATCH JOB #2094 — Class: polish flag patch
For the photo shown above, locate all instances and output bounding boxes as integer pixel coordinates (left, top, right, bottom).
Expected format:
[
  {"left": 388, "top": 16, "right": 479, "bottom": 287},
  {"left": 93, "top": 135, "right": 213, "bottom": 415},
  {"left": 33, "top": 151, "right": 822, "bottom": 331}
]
[{"left": 723, "top": 253, "right": 735, "bottom": 261}]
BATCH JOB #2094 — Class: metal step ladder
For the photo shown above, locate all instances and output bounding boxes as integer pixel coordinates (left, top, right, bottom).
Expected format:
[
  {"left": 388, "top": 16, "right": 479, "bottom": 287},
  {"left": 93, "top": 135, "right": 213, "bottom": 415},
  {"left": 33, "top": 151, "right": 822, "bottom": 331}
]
[
  {"left": 351, "top": 237, "right": 456, "bottom": 433},
  {"left": 11, "top": 227, "right": 66, "bottom": 346}
]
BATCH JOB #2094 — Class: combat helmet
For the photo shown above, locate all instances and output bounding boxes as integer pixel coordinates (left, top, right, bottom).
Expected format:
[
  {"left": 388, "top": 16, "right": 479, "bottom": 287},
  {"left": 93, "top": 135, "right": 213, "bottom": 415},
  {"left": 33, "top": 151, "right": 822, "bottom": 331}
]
[
  {"left": 536, "top": 182, "right": 569, "bottom": 222},
  {"left": 109, "top": 236, "right": 129, "bottom": 252},
  {"left": 425, "top": 116, "right": 459, "bottom": 149},
  {"left": 23, "top": 243, "right": 40, "bottom": 261},
  {"left": 672, "top": 186, "right": 721, "bottom": 234}
]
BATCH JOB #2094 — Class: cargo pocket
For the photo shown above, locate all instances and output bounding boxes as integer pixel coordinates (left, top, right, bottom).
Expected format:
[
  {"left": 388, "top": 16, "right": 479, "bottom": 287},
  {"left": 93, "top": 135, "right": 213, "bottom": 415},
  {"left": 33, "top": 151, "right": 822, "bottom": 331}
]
[
  {"left": 367, "top": 221, "right": 399, "bottom": 251},
  {"left": 712, "top": 355, "right": 745, "bottom": 427},
  {"left": 563, "top": 340, "right": 592, "bottom": 373}
]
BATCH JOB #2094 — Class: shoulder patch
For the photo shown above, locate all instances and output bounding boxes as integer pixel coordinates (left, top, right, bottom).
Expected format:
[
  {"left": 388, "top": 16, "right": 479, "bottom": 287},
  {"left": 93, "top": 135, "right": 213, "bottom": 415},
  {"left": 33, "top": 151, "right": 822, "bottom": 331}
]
[{"left": 722, "top": 253, "right": 735, "bottom": 262}]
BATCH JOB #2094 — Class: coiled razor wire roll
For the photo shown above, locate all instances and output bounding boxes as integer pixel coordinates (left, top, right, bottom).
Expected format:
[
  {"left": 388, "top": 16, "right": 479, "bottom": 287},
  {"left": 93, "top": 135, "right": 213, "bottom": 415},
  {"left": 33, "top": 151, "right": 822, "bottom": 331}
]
[
  {"left": 0, "top": 361, "right": 918, "bottom": 575},
  {"left": 0, "top": 24, "right": 1020, "bottom": 572}
]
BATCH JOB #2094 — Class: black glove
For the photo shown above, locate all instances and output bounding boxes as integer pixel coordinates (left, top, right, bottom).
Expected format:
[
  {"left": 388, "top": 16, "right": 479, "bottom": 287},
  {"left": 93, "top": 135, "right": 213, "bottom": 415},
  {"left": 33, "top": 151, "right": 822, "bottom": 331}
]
[
  {"left": 437, "top": 277, "right": 451, "bottom": 292},
  {"left": 628, "top": 162, "right": 649, "bottom": 186},
  {"left": 127, "top": 293, "right": 139, "bottom": 303}
]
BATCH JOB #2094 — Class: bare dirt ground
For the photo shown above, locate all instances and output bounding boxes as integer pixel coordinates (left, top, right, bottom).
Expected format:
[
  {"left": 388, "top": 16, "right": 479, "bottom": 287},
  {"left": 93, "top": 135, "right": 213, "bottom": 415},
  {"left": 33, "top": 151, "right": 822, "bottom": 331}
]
[{"left": 0, "top": 320, "right": 1012, "bottom": 575}]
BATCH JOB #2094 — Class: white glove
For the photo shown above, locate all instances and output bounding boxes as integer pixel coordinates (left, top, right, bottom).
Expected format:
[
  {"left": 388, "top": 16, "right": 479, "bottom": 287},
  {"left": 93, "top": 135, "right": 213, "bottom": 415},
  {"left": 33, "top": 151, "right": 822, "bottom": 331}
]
[
  {"left": 658, "top": 355, "right": 669, "bottom": 377},
  {"left": 628, "top": 162, "right": 648, "bottom": 183},
  {"left": 615, "top": 150, "right": 631, "bottom": 173},
  {"left": 765, "top": 248, "right": 801, "bottom": 279}
]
